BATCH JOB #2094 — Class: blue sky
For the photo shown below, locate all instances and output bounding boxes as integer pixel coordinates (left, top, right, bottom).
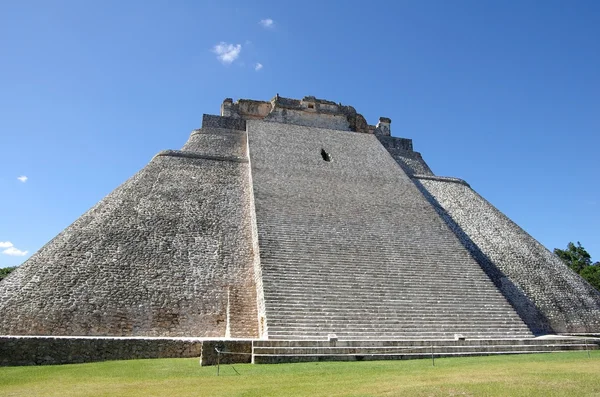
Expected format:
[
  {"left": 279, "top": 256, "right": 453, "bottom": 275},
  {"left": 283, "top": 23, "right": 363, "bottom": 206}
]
[{"left": 1, "top": 0, "right": 598, "bottom": 267}]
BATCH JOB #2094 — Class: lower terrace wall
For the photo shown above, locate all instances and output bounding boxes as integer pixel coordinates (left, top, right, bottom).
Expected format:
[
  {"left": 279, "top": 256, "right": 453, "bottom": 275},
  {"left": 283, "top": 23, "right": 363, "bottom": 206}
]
[
  {"left": 200, "top": 340, "right": 253, "bottom": 366},
  {"left": 0, "top": 336, "right": 203, "bottom": 367}
]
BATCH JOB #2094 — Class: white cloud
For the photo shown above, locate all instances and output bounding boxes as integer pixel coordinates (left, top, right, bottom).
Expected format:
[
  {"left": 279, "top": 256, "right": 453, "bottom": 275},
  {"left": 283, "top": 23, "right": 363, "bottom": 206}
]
[
  {"left": 212, "top": 42, "right": 242, "bottom": 64},
  {"left": 255, "top": 63, "right": 263, "bottom": 71},
  {"left": 260, "top": 18, "right": 274, "bottom": 28},
  {"left": 2, "top": 247, "right": 28, "bottom": 256},
  {"left": 17, "top": 176, "right": 28, "bottom": 183},
  {"left": 1, "top": 242, "right": 28, "bottom": 256}
]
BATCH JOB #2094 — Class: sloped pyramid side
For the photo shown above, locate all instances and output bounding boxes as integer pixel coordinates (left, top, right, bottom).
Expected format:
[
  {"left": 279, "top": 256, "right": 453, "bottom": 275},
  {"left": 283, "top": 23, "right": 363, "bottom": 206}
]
[
  {"left": 0, "top": 127, "right": 259, "bottom": 338},
  {"left": 415, "top": 178, "right": 600, "bottom": 334}
]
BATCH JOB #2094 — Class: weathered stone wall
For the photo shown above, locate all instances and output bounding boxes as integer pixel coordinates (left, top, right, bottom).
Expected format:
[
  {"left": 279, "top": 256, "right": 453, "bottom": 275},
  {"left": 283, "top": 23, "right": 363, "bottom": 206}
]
[
  {"left": 182, "top": 128, "right": 247, "bottom": 158},
  {"left": 200, "top": 339, "right": 253, "bottom": 366},
  {"left": 202, "top": 114, "right": 246, "bottom": 131},
  {"left": 378, "top": 136, "right": 433, "bottom": 176},
  {"left": 247, "top": 120, "right": 532, "bottom": 339},
  {"left": 222, "top": 99, "right": 273, "bottom": 120},
  {"left": 0, "top": 128, "right": 258, "bottom": 338},
  {"left": 415, "top": 178, "right": 600, "bottom": 333},
  {"left": 220, "top": 95, "right": 377, "bottom": 134},
  {"left": 265, "top": 108, "right": 352, "bottom": 131},
  {"left": 0, "top": 336, "right": 203, "bottom": 366}
]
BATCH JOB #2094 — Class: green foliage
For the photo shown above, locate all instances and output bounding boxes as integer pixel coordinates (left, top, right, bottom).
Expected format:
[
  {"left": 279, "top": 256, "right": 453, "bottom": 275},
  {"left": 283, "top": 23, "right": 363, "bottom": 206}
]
[
  {"left": 580, "top": 265, "right": 600, "bottom": 291},
  {"left": 554, "top": 242, "right": 592, "bottom": 273},
  {"left": 0, "top": 266, "right": 17, "bottom": 281},
  {"left": 554, "top": 241, "right": 599, "bottom": 291}
]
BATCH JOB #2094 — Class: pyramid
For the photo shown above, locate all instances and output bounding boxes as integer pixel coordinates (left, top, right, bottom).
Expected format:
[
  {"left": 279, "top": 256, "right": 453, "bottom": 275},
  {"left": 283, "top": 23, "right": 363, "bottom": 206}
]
[{"left": 1, "top": 95, "right": 600, "bottom": 341}]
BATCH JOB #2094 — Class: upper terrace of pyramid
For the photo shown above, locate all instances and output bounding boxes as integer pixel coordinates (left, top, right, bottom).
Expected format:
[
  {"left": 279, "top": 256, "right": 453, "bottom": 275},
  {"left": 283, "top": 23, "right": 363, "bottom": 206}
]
[{"left": 220, "top": 94, "right": 393, "bottom": 137}]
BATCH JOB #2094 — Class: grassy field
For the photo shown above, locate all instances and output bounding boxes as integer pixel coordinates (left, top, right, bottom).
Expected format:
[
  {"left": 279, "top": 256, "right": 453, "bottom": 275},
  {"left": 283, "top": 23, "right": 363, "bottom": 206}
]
[{"left": 1, "top": 351, "right": 599, "bottom": 396}]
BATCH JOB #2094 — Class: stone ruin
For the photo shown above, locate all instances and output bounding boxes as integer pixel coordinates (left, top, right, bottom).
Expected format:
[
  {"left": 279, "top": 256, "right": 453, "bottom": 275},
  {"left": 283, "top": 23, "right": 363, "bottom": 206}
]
[{"left": 1, "top": 95, "right": 600, "bottom": 365}]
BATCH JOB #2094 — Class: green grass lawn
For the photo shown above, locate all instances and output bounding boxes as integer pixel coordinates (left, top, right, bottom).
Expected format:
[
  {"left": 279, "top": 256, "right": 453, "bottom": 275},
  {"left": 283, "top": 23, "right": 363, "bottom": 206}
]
[{"left": 1, "top": 351, "right": 599, "bottom": 397}]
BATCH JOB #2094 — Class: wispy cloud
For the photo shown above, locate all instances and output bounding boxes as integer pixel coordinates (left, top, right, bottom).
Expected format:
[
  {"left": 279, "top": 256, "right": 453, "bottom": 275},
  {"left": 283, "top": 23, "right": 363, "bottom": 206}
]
[
  {"left": 17, "top": 176, "right": 28, "bottom": 183},
  {"left": 259, "top": 18, "right": 274, "bottom": 28},
  {"left": 2, "top": 247, "right": 28, "bottom": 256},
  {"left": 255, "top": 63, "right": 263, "bottom": 71},
  {"left": 0, "top": 241, "right": 28, "bottom": 256},
  {"left": 212, "top": 42, "right": 242, "bottom": 65}
]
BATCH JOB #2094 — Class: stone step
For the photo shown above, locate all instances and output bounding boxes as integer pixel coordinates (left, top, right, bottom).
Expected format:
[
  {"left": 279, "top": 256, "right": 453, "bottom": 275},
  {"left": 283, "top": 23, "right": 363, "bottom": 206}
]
[
  {"left": 265, "top": 323, "right": 527, "bottom": 330},
  {"left": 265, "top": 305, "right": 521, "bottom": 313},
  {"left": 253, "top": 348, "right": 593, "bottom": 364},
  {"left": 263, "top": 296, "right": 515, "bottom": 305},
  {"left": 263, "top": 266, "right": 489, "bottom": 274},
  {"left": 251, "top": 337, "right": 599, "bottom": 363},
  {"left": 253, "top": 344, "right": 595, "bottom": 355},
  {"left": 264, "top": 304, "right": 517, "bottom": 312},
  {"left": 261, "top": 257, "right": 481, "bottom": 265},
  {"left": 265, "top": 314, "right": 526, "bottom": 322},
  {"left": 261, "top": 255, "right": 476, "bottom": 264},
  {"left": 265, "top": 331, "right": 532, "bottom": 339},
  {"left": 262, "top": 269, "right": 494, "bottom": 278},
  {"left": 265, "top": 325, "right": 529, "bottom": 333},
  {"left": 262, "top": 251, "right": 474, "bottom": 256},
  {"left": 265, "top": 313, "right": 523, "bottom": 321},
  {"left": 262, "top": 278, "right": 495, "bottom": 286},
  {"left": 265, "top": 325, "right": 530, "bottom": 332},
  {"left": 262, "top": 276, "right": 498, "bottom": 283},
  {"left": 264, "top": 312, "right": 527, "bottom": 319},
  {"left": 263, "top": 287, "right": 505, "bottom": 295},
  {"left": 265, "top": 330, "right": 533, "bottom": 338},
  {"left": 253, "top": 338, "right": 591, "bottom": 347},
  {"left": 262, "top": 335, "right": 535, "bottom": 341},
  {"left": 265, "top": 320, "right": 529, "bottom": 328},
  {"left": 266, "top": 304, "right": 521, "bottom": 310},
  {"left": 262, "top": 273, "right": 502, "bottom": 283},
  {"left": 265, "top": 325, "right": 528, "bottom": 331},
  {"left": 266, "top": 312, "right": 525, "bottom": 319},
  {"left": 265, "top": 296, "right": 512, "bottom": 304},
  {"left": 262, "top": 281, "right": 501, "bottom": 291},
  {"left": 265, "top": 322, "right": 528, "bottom": 330}
]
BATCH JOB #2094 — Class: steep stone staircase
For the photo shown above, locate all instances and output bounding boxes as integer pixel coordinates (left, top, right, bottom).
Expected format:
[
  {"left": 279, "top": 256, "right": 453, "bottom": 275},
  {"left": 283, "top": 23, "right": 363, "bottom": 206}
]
[
  {"left": 252, "top": 338, "right": 599, "bottom": 364},
  {"left": 258, "top": 211, "right": 533, "bottom": 340},
  {"left": 248, "top": 122, "right": 534, "bottom": 341}
]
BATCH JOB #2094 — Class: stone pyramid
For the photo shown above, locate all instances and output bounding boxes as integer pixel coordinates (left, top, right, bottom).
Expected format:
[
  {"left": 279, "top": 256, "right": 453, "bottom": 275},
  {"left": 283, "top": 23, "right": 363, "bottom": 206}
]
[{"left": 1, "top": 95, "right": 599, "bottom": 340}]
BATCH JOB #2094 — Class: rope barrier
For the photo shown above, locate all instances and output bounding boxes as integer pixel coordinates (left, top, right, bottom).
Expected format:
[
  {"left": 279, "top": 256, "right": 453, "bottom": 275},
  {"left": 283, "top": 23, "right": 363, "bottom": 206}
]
[{"left": 214, "top": 348, "right": 252, "bottom": 376}]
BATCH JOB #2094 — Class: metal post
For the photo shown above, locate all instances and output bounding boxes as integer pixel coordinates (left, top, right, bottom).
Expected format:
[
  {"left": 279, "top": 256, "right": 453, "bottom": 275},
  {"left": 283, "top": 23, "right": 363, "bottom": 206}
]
[
  {"left": 585, "top": 340, "right": 591, "bottom": 359},
  {"left": 216, "top": 348, "right": 220, "bottom": 376},
  {"left": 431, "top": 344, "right": 435, "bottom": 367}
]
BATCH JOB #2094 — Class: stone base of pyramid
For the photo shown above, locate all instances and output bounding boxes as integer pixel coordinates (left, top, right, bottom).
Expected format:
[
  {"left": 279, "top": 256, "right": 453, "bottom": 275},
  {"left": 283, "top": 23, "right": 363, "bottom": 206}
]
[{"left": 2, "top": 335, "right": 598, "bottom": 367}]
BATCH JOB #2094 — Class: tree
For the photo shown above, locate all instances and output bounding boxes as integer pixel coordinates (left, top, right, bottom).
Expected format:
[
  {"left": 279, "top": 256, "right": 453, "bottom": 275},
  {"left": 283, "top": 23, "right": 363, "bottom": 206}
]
[
  {"left": 553, "top": 242, "right": 592, "bottom": 273},
  {"left": 580, "top": 265, "right": 600, "bottom": 291},
  {"left": 0, "top": 266, "right": 17, "bottom": 282},
  {"left": 554, "top": 241, "right": 600, "bottom": 292}
]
